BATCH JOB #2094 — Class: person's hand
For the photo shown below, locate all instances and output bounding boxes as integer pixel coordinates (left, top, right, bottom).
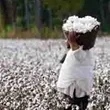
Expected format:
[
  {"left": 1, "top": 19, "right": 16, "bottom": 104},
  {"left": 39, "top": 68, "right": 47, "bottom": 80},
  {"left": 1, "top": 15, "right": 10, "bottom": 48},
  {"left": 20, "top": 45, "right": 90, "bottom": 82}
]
[
  {"left": 68, "top": 32, "right": 76, "bottom": 43},
  {"left": 66, "top": 40, "right": 70, "bottom": 49},
  {"left": 67, "top": 32, "right": 80, "bottom": 50}
]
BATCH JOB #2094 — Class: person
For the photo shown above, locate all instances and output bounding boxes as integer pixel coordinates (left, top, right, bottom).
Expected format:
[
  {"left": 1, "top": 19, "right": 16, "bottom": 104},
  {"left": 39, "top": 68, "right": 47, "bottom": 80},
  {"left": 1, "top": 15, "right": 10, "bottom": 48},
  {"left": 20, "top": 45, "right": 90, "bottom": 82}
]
[{"left": 57, "top": 25, "right": 99, "bottom": 110}]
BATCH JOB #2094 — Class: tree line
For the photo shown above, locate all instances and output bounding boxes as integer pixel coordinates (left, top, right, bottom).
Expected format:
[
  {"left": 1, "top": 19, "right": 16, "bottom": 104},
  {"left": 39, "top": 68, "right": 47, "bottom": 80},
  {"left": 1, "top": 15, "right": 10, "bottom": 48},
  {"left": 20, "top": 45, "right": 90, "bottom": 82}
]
[{"left": 0, "top": 0, "right": 110, "bottom": 38}]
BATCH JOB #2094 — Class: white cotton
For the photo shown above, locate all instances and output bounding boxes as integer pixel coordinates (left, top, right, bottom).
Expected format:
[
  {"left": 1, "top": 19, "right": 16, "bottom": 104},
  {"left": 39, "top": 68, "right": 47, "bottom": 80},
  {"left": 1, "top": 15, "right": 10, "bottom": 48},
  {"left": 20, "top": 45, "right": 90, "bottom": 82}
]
[
  {"left": 57, "top": 47, "right": 94, "bottom": 98},
  {"left": 62, "top": 15, "right": 100, "bottom": 33},
  {"left": 67, "top": 15, "right": 79, "bottom": 23},
  {"left": 72, "top": 22, "right": 87, "bottom": 33},
  {"left": 62, "top": 22, "right": 73, "bottom": 32}
]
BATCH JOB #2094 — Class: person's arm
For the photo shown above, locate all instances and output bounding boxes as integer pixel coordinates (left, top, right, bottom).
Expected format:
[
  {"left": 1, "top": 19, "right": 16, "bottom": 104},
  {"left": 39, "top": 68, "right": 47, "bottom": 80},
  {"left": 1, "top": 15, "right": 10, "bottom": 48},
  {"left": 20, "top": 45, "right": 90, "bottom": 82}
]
[{"left": 60, "top": 53, "right": 67, "bottom": 63}]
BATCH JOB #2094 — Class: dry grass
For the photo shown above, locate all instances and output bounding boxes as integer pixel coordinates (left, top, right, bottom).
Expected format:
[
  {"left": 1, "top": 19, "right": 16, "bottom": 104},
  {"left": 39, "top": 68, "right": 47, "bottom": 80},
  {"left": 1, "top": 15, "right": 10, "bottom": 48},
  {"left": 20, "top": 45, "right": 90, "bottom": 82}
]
[{"left": 0, "top": 27, "right": 63, "bottom": 39}]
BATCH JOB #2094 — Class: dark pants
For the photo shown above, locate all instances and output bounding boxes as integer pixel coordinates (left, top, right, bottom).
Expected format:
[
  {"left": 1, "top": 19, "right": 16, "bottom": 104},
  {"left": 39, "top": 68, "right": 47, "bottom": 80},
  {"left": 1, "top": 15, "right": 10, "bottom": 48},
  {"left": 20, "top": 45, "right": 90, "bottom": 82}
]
[{"left": 64, "top": 89, "right": 89, "bottom": 110}]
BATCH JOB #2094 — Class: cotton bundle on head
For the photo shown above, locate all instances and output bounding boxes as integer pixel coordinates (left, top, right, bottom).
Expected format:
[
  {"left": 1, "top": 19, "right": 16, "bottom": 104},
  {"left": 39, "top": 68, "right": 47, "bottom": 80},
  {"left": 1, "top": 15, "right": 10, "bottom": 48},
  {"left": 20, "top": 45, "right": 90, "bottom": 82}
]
[
  {"left": 62, "top": 16, "right": 100, "bottom": 33},
  {"left": 62, "top": 15, "right": 100, "bottom": 50}
]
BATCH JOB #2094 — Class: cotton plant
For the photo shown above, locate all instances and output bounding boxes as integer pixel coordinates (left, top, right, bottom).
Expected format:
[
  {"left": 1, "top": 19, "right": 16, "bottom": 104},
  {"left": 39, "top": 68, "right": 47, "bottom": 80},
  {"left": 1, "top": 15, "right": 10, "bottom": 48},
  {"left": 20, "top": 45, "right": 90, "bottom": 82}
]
[{"left": 0, "top": 39, "right": 110, "bottom": 110}]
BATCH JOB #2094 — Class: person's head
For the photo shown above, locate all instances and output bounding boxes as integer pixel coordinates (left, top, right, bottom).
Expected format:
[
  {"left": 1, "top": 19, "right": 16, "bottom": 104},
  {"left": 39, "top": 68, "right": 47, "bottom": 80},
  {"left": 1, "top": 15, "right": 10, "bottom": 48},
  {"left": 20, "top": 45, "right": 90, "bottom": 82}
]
[
  {"left": 63, "top": 25, "right": 99, "bottom": 50},
  {"left": 62, "top": 16, "right": 100, "bottom": 50}
]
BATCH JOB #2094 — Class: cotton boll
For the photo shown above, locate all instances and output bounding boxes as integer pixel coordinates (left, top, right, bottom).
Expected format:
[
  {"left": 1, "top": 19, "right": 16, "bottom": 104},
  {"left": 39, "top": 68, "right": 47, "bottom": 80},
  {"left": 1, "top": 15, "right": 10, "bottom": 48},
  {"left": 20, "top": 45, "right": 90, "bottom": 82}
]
[
  {"left": 4, "top": 108, "right": 8, "bottom": 110},
  {"left": 84, "top": 16, "right": 100, "bottom": 27},
  {"left": 6, "top": 102, "right": 10, "bottom": 106},
  {"left": 67, "top": 15, "right": 79, "bottom": 23},
  {"left": 84, "top": 23, "right": 95, "bottom": 32},
  {"left": 84, "top": 16, "right": 96, "bottom": 23},
  {"left": 57, "top": 102, "right": 62, "bottom": 108},
  {"left": 62, "top": 22, "right": 73, "bottom": 32},
  {"left": 72, "top": 22, "right": 87, "bottom": 33},
  {"left": 67, "top": 23, "right": 73, "bottom": 32},
  {"left": 62, "top": 23, "right": 68, "bottom": 31},
  {"left": 103, "top": 77, "right": 108, "bottom": 83}
]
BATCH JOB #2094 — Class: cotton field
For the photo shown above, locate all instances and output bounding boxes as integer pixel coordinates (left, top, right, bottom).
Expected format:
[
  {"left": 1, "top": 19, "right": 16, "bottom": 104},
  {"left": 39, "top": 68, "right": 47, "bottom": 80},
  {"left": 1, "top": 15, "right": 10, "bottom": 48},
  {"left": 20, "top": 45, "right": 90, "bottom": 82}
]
[{"left": 0, "top": 38, "right": 110, "bottom": 110}]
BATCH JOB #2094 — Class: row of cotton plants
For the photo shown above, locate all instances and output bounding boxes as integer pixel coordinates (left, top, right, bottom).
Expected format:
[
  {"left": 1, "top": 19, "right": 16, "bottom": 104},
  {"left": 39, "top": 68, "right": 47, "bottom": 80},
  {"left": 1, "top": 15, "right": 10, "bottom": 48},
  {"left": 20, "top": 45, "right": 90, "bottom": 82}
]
[{"left": 0, "top": 38, "right": 110, "bottom": 110}]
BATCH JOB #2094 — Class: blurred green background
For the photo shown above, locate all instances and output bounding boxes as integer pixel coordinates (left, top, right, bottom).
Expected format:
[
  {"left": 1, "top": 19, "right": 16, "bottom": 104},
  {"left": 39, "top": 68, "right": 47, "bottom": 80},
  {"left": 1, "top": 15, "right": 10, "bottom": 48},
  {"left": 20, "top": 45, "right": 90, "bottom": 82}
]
[{"left": 0, "top": 0, "right": 110, "bottom": 38}]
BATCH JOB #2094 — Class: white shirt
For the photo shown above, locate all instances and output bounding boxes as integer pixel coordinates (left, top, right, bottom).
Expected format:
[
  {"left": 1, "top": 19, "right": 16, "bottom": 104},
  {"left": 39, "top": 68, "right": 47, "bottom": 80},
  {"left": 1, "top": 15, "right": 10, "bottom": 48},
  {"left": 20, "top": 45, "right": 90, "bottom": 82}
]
[{"left": 57, "top": 46, "right": 94, "bottom": 98}]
